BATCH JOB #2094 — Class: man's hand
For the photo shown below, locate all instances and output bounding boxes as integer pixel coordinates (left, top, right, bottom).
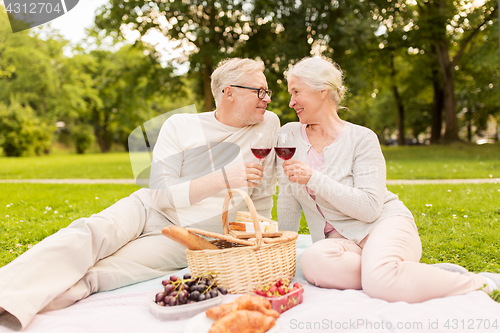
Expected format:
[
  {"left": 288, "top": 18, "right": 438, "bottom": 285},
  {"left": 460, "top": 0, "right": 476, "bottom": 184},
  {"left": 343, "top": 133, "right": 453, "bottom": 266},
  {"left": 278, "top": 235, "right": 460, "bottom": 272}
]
[
  {"left": 226, "top": 162, "right": 264, "bottom": 188},
  {"left": 282, "top": 159, "right": 314, "bottom": 185}
]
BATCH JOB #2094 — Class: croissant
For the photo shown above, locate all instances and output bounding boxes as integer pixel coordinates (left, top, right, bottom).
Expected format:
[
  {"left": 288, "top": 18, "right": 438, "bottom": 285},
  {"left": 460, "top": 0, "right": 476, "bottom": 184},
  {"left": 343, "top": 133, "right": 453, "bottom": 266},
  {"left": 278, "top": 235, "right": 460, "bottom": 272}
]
[
  {"left": 207, "top": 310, "right": 276, "bottom": 333},
  {"left": 206, "top": 295, "right": 279, "bottom": 320},
  {"left": 206, "top": 303, "right": 239, "bottom": 320}
]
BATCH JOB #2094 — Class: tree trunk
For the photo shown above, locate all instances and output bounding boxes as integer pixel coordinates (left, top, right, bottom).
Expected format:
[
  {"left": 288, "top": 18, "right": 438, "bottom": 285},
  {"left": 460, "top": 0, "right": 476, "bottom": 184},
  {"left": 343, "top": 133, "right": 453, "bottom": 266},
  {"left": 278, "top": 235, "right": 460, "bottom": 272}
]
[
  {"left": 93, "top": 108, "right": 105, "bottom": 153},
  {"left": 102, "top": 111, "right": 111, "bottom": 153},
  {"left": 203, "top": 63, "right": 214, "bottom": 112},
  {"left": 390, "top": 54, "right": 405, "bottom": 146},
  {"left": 430, "top": 67, "right": 444, "bottom": 143},
  {"left": 435, "top": 42, "right": 459, "bottom": 142},
  {"left": 467, "top": 116, "right": 472, "bottom": 142}
]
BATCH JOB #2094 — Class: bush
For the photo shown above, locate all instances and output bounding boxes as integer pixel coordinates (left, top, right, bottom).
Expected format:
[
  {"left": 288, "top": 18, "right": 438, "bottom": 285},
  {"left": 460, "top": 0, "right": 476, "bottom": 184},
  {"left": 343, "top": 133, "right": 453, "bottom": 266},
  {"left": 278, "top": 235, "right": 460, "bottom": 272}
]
[
  {"left": 0, "top": 102, "right": 55, "bottom": 157},
  {"left": 71, "top": 124, "right": 95, "bottom": 154}
]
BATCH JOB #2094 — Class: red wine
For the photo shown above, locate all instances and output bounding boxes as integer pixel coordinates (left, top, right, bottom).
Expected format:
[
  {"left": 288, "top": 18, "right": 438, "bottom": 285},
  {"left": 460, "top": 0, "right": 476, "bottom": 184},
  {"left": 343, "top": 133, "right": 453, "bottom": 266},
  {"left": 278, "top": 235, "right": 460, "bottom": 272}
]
[
  {"left": 251, "top": 148, "right": 272, "bottom": 160},
  {"left": 274, "top": 147, "right": 296, "bottom": 160}
]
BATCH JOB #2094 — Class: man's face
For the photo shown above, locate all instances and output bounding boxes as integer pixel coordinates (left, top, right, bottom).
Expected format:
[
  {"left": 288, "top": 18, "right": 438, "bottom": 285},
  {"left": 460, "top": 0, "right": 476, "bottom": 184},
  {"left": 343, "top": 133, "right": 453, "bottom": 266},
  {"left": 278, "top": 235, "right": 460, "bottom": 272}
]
[{"left": 231, "top": 71, "right": 271, "bottom": 127}]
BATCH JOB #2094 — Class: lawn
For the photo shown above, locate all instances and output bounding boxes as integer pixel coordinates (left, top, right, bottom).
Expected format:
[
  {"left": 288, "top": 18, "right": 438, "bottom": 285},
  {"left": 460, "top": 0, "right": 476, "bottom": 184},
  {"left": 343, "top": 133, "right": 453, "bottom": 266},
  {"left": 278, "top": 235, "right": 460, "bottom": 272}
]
[
  {"left": 0, "top": 183, "right": 141, "bottom": 266},
  {"left": 0, "top": 153, "right": 134, "bottom": 179},
  {"left": 0, "top": 143, "right": 498, "bottom": 180},
  {"left": 383, "top": 143, "right": 499, "bottom": 179},
  {"left": 2, "top": 182, "right": 499, "bottom": 274}
]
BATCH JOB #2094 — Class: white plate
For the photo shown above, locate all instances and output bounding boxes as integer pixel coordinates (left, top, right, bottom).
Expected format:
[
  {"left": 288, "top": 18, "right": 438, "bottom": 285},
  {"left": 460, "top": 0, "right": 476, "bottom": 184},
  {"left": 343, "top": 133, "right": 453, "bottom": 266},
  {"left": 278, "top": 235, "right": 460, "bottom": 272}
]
[
  {"left": 184, "top": 312, "right": 281, "bottom": 333},
  {"left": 148, "top": 290, "right": 223, "bottom": 321}
]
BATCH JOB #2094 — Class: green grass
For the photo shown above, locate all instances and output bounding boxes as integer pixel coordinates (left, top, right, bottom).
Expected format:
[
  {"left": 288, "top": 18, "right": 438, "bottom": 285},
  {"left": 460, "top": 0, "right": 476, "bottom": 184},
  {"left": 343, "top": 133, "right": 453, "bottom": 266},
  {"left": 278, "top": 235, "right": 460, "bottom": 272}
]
[
  {"left": 391, "top": 183, "right": 500, "bottom": 273},
  {"left": 0, "top": 183, "right": 141, "bottom": 266},
  {"left": 0, "top": 153, "right": 134, "bottom": 179},
  {"left": 0, "top": 143, "right": 498, "bottom": 180},
  {"left": 383, "top": 143, "right": 500, "bottom": 179}
]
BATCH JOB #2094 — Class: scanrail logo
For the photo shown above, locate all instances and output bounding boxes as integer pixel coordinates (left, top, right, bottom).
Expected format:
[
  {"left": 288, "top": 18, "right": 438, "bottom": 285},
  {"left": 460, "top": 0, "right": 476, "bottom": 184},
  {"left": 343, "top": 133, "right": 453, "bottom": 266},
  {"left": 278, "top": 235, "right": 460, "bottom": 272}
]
[{"left": 3, "top": 0, "right": 79, "bottom": 33}]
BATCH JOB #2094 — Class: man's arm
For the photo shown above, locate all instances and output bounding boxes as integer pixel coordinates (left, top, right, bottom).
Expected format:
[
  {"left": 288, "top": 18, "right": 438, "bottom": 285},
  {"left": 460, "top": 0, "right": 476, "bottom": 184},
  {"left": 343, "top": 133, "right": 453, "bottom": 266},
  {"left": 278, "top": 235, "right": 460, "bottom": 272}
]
[{"left": 188, "top": 162, "right": 264, "bottom": 205}]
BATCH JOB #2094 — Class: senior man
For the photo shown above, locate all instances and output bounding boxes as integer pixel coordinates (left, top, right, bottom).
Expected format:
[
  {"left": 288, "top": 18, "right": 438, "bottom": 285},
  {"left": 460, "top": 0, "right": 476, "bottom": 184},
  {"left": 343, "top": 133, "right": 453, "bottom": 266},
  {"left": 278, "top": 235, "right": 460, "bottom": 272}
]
[{"left": 0, "top": 58, "right": 279, "bottom": 330}]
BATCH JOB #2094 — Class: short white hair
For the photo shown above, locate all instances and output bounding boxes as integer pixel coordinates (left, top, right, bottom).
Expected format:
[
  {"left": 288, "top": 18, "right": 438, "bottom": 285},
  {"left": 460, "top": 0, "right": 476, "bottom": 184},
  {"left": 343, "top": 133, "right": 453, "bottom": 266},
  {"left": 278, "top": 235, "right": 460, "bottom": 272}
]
[
  {"left": 287, "top": 57, "right": 346, "bottom": 107},
  {"left": 211, "top": 58, "right": 265, "bottom": 107}
]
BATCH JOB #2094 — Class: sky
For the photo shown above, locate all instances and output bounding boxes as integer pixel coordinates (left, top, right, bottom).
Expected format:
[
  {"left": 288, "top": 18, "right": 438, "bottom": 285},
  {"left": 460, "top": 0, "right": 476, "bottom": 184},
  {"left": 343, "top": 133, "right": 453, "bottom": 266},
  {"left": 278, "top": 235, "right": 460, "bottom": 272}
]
[{"left": 38, "top": 0, "right": 110, "bottom": 45}]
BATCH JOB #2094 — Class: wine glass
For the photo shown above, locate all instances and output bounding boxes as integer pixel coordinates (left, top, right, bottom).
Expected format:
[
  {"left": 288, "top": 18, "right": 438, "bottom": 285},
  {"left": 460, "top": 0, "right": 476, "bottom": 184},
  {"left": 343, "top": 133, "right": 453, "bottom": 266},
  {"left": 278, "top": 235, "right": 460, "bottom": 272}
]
[
  {"left": 250, "top": 131, "right": 272, "bottom": 164},
  {"left": 275, "top": 132, "right": 296, "bottom": 161}
]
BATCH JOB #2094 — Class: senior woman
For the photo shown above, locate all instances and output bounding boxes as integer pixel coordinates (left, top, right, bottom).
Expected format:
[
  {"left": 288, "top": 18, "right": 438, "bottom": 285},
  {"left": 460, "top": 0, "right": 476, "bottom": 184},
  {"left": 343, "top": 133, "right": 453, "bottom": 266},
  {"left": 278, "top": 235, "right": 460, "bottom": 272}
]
[{"left": 277, "top": 56, "right": 499, "bottom": 302}]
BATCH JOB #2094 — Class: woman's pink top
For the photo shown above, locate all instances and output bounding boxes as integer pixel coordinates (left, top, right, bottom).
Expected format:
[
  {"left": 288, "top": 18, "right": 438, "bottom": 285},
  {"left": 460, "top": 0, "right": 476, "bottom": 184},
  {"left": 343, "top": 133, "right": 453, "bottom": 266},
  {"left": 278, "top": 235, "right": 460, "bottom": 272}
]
[{"left": 300, "top": 124, "right": 346, "bottom": 237}]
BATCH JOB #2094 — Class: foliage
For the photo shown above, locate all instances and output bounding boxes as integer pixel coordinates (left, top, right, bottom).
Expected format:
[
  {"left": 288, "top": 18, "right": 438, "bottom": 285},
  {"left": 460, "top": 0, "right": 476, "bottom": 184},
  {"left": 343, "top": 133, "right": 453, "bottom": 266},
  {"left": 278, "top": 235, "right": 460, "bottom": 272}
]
[
  {"left": 408, "top": 0, "right": 498, "bottom": 141},
  {"left": 1, "top": 7, "right": 187, "bottom": 155},
  {"left": 75, "top": 35, "right": 183, "bottom": 152},
  {"left": 1, "top": 0, "right": 499, "bottom": 149},
  {"left": 455, "top": 19, "right": 500, "bottom": 142},
  {"left": 0, "top": 10, "right": 94, "bottom": 123},
  {"left": 0, "top": 101, "right": 54, "bottom": 156},
  {"left": 71, "top": 124, "right": 96, "bottom": 154},
  {"left": 95, "top": 0, "right": 252, "bottom": 112}
]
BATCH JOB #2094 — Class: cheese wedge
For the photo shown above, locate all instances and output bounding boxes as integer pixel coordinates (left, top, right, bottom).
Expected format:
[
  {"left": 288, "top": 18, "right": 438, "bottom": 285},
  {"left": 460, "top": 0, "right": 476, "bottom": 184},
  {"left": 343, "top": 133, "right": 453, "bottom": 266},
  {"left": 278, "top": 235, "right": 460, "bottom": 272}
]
[{"left": 229, "top": 221, "right": 278, "bottom": 233}]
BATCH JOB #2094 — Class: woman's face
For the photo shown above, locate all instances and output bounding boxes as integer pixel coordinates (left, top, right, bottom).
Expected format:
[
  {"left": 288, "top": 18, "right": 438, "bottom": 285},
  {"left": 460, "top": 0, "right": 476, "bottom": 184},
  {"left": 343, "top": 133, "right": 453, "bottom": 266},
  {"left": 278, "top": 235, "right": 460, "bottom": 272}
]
[{"left": 287, "top": 75, "right": 325, "bottom": 124}]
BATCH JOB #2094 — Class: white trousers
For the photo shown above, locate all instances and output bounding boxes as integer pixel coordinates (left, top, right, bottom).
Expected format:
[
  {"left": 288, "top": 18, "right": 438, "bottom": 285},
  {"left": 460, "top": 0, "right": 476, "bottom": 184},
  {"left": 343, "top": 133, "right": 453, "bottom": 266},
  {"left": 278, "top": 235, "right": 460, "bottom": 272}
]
[{"left": 0, "top": 191, "right": 188, "bottom": 330}]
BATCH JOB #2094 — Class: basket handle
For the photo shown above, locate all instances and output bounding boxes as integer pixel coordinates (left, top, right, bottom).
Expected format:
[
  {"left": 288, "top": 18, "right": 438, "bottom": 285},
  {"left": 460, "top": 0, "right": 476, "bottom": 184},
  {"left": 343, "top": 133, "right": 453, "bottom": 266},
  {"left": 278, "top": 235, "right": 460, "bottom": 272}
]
[{"left": 222, "top": 188, "right": 263, "bottom": 247}]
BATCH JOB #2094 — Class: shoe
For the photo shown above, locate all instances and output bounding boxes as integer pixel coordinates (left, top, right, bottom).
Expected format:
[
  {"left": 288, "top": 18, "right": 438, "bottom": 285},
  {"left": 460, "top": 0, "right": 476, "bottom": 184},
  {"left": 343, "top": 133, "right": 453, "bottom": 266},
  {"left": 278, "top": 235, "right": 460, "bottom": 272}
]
[
  {"left": 432, "top": 263, "right": 468, "bottom": 274},
  {"left": 479, "top": 272, "right": 500, "bottom": 291}
]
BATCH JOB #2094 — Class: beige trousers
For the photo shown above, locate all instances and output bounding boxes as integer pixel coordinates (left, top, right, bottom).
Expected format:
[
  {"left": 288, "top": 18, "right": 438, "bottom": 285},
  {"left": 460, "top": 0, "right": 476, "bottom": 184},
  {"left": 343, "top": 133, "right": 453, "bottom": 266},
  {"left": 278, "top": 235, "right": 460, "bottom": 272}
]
[
  {"left": 0, "top": 191, "right": 187, "bottom": 330},
  {"left": 300, "top": 216, "right": 489, "bottom": 303}
]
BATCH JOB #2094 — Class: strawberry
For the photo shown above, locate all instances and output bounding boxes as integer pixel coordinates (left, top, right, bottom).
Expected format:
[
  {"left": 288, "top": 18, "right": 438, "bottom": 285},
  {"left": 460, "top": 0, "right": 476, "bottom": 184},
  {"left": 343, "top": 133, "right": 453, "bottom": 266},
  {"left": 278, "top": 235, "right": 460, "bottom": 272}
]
[
  {"left": 269, "top": 285, "right": 278, "bottom": 294},
  {"left": 255, "top": 289, "right": 267, "bottom": 297}
]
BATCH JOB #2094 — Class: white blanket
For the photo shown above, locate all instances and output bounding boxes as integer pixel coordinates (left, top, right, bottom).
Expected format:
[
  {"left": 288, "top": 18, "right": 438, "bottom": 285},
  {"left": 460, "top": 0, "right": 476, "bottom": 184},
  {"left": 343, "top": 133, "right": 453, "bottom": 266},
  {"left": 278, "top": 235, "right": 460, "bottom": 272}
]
[{"left": 2, "top": 235, "right": 500, "bottom": 333}]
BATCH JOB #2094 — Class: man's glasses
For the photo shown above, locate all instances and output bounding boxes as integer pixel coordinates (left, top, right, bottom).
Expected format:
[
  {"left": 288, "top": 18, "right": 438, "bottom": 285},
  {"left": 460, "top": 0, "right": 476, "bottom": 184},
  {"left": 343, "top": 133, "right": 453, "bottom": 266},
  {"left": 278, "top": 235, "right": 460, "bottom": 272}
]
[{"left": 223, "top": 85, "right": 273, "bottom": 99}]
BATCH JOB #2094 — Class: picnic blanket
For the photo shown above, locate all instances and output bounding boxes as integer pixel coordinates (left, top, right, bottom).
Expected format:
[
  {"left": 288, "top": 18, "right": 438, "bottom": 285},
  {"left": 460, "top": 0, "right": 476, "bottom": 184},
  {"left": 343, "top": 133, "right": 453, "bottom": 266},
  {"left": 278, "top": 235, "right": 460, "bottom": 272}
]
[{"left": 2, "top": 235, "right": 500, "bottom": 333}]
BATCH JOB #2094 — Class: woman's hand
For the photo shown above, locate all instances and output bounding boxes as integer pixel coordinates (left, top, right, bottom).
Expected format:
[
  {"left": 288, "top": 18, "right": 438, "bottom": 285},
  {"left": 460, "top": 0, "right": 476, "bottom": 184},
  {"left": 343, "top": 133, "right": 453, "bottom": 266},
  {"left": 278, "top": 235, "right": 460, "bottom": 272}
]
[{"left": 282, "top": 159, "right": 315, "bottom": 184}]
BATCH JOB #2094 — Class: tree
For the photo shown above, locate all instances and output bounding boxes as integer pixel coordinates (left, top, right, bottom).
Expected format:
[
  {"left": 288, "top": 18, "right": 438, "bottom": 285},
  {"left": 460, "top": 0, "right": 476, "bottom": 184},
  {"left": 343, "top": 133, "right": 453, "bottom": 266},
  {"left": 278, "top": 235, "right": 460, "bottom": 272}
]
[
  {"left": 0, "top": 100, "right": 54, "bottom": 156},
  {"left": 413, "top": 0, "right": 497, "bottom": 142},
  {"left": 95, "top": 0, "right": 252, "bottom": 113},
  {"left": 74, "top": 34, "right": 181, "bottom": 152},
  {"left": 455, "top": 19, "right": 499, "bottom": 142},
  {"left": 0, "top": 7, "right": 94, "bottom": 154}
]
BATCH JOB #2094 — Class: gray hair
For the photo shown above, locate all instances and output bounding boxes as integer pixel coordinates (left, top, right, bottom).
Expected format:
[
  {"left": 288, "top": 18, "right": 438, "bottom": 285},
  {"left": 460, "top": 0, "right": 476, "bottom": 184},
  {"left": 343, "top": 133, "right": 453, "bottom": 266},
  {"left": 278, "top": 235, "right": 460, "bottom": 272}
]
[
  {"left": 211, "top": 58, "right": 265, "bottom": 107},
  {"left": 287, "top": 57, "right": 347, "bottom": 107}
]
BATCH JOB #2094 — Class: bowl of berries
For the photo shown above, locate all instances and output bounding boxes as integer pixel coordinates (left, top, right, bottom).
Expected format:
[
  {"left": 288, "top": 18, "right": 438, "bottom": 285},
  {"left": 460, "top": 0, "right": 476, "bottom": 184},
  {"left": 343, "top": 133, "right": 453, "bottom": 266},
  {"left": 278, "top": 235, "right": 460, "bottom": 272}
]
[
  {"left": 253, "top": 277, "right": 307, "bottom": 314},
  {"left": 148, "top": 272, "right": 228, "bottom": 321}
]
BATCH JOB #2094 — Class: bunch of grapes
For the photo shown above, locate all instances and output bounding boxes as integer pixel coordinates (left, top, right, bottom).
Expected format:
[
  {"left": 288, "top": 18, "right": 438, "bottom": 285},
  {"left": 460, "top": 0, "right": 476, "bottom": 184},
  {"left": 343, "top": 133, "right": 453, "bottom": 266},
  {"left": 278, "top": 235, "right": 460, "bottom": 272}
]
[{"left": 154, "top": 273, "right": 228, "bottom": 307}]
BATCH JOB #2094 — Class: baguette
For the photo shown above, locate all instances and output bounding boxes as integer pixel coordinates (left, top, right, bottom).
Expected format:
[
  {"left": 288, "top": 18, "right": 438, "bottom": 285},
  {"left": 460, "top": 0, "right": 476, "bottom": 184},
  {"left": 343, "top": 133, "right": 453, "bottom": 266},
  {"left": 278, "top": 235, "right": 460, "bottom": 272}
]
[{"left": 162, "top": 225, "right": 218, "bottom": 250}]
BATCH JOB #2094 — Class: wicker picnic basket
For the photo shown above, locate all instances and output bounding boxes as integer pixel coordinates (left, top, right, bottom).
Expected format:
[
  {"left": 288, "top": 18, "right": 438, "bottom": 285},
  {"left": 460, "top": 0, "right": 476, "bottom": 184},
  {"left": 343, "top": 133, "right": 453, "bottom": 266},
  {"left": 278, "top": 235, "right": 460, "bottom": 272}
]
[{"left": 185, "top": 188, "right": 298, "bottom": 294}]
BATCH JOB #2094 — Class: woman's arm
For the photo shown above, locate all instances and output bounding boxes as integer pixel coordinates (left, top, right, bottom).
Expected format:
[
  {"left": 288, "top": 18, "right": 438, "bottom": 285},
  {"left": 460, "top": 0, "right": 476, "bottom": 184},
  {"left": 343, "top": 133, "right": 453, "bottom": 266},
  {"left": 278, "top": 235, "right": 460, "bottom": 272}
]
[{"left": 309, "top": 131, "right": 386, "bottom": 222}]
